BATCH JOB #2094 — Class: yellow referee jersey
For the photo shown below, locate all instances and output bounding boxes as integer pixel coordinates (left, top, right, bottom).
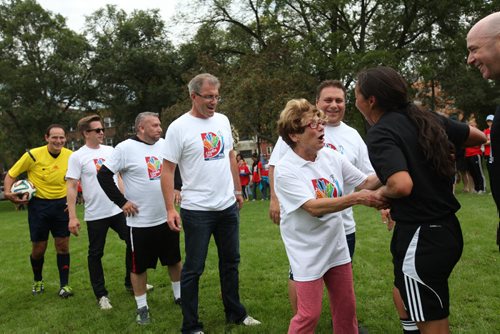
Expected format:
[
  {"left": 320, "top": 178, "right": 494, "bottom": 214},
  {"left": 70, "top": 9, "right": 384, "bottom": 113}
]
[{"left": 8, "top": 145, "right": 73, "bottom": 199}]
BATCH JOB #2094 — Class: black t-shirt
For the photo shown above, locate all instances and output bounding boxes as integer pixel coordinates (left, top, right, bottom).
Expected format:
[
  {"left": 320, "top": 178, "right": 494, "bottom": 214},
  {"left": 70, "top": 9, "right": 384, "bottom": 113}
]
[{"left": 367, "top": 111, "right": 469, "bottom": 224}]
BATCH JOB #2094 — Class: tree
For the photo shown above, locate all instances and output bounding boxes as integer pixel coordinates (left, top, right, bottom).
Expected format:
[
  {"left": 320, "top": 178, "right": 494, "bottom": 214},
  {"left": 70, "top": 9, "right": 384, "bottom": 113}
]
[
  {"left": 84, "top": 5, "right": 183, "bottom": 141},
  {"left": 0, "top": 0, "right": 89, "bottom": 166}
]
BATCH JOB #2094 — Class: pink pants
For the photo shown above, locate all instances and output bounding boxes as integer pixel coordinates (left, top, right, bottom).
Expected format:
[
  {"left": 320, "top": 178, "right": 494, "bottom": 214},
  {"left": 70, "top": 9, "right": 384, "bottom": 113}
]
[{"left": 288, "top": 263, "right": 357, "bottom": 334}]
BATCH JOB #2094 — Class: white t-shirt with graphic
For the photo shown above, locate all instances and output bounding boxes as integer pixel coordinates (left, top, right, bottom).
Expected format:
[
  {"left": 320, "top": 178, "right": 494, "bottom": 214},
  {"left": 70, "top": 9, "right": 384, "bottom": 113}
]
[
  {"left": 275, "top": 148, "right": 367, "bottom": 281},
  {"left": 269, "top": 121, "right": 374, "bottom": 234},
  {"left": 104, "top": 138, "right": 166, "bottom": 228},
  {"left": 162, "top": 112, "right": 235, "bottom": 211},
  {"left": 66, "top": 145, "right": 123, "bottom": 221}
]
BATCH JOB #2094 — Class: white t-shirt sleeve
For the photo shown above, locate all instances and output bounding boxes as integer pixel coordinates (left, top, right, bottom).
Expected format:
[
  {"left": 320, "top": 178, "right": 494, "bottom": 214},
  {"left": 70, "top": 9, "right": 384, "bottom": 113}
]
[
  {"left": 356, "top": 137, "right": 375, "bottom": 175},
  {"left": 163, "top": 121, "right": 182, "bottom": 164},
  {"left": 337, "top": 153, "right": 367, "bottom": 189},
  {"left": 275, "top": 164, "right": 314, "bottom": 214},
  {"left": 104, "top": 143, "right": 124, "bottom": 174},
  {"left": 269, "top": 136, "right": 289, "bottom": 166},
  {"left": 66, "top": 153, "right": 81, "bottom": 180}
]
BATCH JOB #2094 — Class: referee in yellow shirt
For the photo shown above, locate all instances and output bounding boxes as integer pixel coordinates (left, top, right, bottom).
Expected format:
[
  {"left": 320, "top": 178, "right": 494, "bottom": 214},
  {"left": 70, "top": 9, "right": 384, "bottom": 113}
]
[{"left": 4, "top": 124, "right": 74, "bottom": 298}]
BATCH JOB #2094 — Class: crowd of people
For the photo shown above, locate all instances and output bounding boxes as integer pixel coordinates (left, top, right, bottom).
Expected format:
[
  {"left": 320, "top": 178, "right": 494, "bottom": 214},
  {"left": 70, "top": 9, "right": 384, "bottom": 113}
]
[{"left": 3, "top": 11, "right": 500, "bottom": 334}]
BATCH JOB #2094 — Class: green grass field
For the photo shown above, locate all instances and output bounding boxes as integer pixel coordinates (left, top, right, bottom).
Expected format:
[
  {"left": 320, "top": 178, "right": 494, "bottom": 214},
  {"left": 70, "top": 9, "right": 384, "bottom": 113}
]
[{"left": 0, "top": 191, "right": 498, "bottom": 333}]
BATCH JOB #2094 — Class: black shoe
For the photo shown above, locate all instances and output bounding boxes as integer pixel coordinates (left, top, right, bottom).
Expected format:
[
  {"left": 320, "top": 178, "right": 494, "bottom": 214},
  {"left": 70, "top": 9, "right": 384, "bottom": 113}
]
[
  {"left": 136, "top": 306, "right": 150, "bottom": 325},
  {"left": 174, "top": 297, "right": 181, "bottom": 306},
  {"left": 358, "top": 324, "right": 369, "bottom": 334}
]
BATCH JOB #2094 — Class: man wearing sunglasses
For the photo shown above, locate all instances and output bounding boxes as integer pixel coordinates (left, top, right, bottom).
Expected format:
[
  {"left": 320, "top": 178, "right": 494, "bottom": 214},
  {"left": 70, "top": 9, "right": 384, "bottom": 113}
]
[{"left": 66, "top": 114, "right": 138, "bottom": 310}]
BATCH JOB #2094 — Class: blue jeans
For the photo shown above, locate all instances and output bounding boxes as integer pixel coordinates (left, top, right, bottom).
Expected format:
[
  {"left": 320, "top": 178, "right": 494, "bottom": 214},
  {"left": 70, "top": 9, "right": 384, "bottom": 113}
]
[{"left": 180, "top": 203, "right": 247, "bottom": 333}]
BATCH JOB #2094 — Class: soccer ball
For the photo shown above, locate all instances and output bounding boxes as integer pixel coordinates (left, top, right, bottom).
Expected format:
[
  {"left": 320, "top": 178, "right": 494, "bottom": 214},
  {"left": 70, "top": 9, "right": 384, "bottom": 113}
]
[{"left": 11, "top": 179, "right": 37, "bottom": 200}]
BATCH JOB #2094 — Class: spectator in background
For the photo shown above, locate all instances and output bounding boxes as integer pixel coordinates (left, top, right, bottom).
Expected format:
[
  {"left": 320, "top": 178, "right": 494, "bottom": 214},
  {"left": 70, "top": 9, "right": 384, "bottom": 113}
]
[
  {"left": 237, "top": 153, "right": 250, "bottom": 201},
  {"left": 260, "top": 156, "right": 269, "bottom": 200},
  {"left": 465, "top": 118, "right": 486, "bottom": 193},
  {"left": 251, "top": 153, "right": 262, "bottom": 201},
  {"left": 484, "top": 114, "right": 493, "bottom": 179},
  {"left": 453, "top": 110, "right": 474, "bottom": 193}
]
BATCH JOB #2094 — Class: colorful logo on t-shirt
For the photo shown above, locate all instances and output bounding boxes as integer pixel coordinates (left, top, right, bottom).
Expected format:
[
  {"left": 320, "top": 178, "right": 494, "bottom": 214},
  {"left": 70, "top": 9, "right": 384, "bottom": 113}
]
[
  {"left": 325, "top": 143, "right": 337, "bottom": 151},
  {"left": 93, "top": 158, "right": 106, "bottom": 172},
  {"left": 312, "top": 176, "right": 342, "bottom": 198},
  {"left": 324, "top": 143, "right": 345, "bottom": 155},
  {"left": 145, "top": 156, "right": 162, "bottom": 180},
  {"left": 201, "top": 131, "right": 225, "bottom": 161}
]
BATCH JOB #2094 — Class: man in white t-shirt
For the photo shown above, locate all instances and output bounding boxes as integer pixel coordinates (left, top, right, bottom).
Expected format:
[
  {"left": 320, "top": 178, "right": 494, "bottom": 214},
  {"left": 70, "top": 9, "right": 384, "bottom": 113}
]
[
  {"left": 97, "top": 112, "right": 182, "bottom": 325},
  {"left": 66, "top": 115, "right": 133, "bottom": 310},
  {"left": 269, "top": 80, "right": 374, "bottom": 324},
  {"left": 161, "top": 73, "right": 261, "bottom": 334}
]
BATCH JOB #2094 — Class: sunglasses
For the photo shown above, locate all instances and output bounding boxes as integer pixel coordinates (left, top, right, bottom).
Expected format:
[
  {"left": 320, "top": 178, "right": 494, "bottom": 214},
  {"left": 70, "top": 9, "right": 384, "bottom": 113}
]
[{"left": 86, "top": 128, "right": 105, "bottom": 134}]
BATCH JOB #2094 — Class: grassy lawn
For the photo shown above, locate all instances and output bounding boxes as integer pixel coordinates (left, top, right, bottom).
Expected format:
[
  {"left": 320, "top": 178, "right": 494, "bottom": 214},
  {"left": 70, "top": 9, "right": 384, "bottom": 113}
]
[{"left": 0, "top": 191, "right": 498, "bottom": 333}]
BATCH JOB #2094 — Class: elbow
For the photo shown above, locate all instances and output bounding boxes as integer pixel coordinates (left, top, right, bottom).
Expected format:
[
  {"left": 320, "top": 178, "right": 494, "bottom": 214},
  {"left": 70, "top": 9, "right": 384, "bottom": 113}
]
[
  {"left": 391, "top": 182, "right": 413, "bottom": 197},
  {"left": 302, "top": 205, "right": 323, "bottom": 217}
]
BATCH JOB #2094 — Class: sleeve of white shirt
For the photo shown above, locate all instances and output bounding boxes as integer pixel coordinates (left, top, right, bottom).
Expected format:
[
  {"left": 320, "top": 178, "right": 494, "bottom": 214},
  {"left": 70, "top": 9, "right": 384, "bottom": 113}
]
[
  {"left": 275, "top": 164, "right": 315, "bottom": 214},
  {"left": 338, "top": 153, "right": 367, "bottom": 189},
  {"left": 103, "top": 143, "right": 124, "bottom": 174},
  {"left": 356, "top": 136, "right": 375, "bottom": 175},
  {"left": 223, "top": 115, "right": 234, "bottom": 152},
  {"left": 269, "top": 136, "right": 290, "bottom": 166},
  {"left": 65, "top": 153, "right": 81, "bottom": 180},
  {"left": 163, "top": 122, "right": 182, "bottom": 164}
]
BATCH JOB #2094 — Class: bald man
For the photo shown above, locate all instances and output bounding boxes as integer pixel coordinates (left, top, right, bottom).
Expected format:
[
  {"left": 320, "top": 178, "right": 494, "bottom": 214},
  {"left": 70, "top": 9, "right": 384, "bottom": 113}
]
[{"left": 467, "top": 12, "right": 500, "bottom": 251}]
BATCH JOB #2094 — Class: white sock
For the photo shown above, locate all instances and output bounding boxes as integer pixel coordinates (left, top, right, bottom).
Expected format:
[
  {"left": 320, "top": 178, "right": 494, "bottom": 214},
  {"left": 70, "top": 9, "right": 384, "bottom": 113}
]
[
  {"left": 171, "top": 281, "right": 181, "bottom": 299},
  {"left": 134, "top": 293, "right": 148, "bottom": 309}
]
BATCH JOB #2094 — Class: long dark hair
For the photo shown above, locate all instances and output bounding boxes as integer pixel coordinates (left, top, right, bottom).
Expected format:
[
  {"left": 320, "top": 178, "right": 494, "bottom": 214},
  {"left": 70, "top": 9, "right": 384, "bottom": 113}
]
[{"left": 356, "top": 66, "right": 455, "bottom": 178}]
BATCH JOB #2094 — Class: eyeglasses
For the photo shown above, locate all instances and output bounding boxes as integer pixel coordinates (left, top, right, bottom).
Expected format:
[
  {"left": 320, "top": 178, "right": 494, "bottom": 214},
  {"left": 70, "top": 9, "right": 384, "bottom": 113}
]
[
  {"left": 307, "top": 119, "right": 326, "bottom": 129},
  {"left": 86, "top": 128, "right": 105, "bottom": 134},
  {"left": 195, "top": 92, "right": 222, "bottom": 102}
]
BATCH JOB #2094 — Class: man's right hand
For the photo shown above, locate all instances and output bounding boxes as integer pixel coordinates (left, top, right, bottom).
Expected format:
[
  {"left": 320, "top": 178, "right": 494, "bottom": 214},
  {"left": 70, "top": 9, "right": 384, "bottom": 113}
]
[
  {"left": 68, "top": 217, "right": 81, "bottom": 236},
  {"left": 167, "top": 210, "right": 182, "bottom": 232},
  {"left": 5, "top": 191, "right": 29, "bottom": 205},
  {"left": 269, "top": 197, "right": 281, "bottom": 225},
  {"left": 122, "top": 201, "right": 139, "bottom": 217}
]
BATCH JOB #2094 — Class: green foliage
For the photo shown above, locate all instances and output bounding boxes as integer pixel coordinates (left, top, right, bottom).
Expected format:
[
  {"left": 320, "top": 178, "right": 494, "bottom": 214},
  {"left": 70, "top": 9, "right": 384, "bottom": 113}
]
[
  {"left": 0, "top": 193, "right": 499, "bottom": 333},
  {"left": 83, "top": 5, "right": 183, "bottom": 141},
  {"left": 0, "top": 0, "right": 89, "bottom": 165}
]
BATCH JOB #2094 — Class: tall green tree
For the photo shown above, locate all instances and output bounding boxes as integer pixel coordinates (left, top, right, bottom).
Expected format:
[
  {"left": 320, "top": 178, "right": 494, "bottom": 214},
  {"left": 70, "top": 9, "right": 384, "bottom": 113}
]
[
  {"left": 84, "top": 5, "right": 183, "bottom": 141},
  {"left": 0, "top": 0, "right": 89, "bottom": 166}
]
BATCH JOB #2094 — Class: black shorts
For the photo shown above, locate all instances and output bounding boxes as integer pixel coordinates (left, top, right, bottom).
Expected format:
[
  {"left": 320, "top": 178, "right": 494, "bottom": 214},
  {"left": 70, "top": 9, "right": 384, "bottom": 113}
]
[
  {"left": 28, "top": 197, "right": 69, "bottom": 242},
  {"left": 391, "top": 215, "right": 463, "bottom": 322},
  {"left": 130, "top": 222, "right": 181, "bottom": 274}
]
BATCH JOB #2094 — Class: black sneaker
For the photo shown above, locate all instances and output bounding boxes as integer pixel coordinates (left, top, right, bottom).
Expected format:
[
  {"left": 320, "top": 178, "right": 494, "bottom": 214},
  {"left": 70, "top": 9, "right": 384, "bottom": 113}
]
[
  {"left": 174, "top": 297, "right": 181, "bottom": 306},
  {"left": 136, "top": 306, "right": 150, "bottom": 325},
  {"left": 358, "top": 324, "right": 369, "bottom": 334}
]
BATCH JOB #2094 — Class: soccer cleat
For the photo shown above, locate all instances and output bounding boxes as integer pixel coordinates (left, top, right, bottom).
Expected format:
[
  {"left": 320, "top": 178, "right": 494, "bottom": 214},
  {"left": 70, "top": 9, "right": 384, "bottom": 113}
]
[
  {"left": 32, "top": 280, "right": 44, "bottom": 295},
  {"left": 174, "top": 297, "right": 182, "bottom": 306},
  {"left": 98, "top": 296, "right": 113, "bottom": 310},
  {"left": 58, "top": 285, "right": 74, "bottom": 298},
  {"left": 242, "top": 315, "right": 261, "bottom": 326},
  {"left": 135, "top": 306, "right": 150, "bottom": 325}
]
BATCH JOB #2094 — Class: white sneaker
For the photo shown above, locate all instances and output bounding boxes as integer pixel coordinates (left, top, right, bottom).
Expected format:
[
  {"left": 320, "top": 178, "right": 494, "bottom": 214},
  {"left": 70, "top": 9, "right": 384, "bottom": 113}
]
[
  {"left": 192, "top": 332, "right": 204, "bottom": 334},
  {"left": 242, "top": 315, "right": 261, "bottom": 326},
  {"left": 98, "top": 296, "right": 113, "bottom": 310},
  {"left": 146, "top": 284, "right": 154, "bottom": 291}
]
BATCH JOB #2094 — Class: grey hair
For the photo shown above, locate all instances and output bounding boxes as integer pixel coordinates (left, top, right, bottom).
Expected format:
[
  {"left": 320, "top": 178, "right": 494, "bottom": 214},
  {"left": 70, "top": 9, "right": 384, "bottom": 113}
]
[
  {"left": 188, "top": 73, "right": 220, "bottom": 94},
  {"left": 135, "top": 112, "right": 159, "bottom": 132}
]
